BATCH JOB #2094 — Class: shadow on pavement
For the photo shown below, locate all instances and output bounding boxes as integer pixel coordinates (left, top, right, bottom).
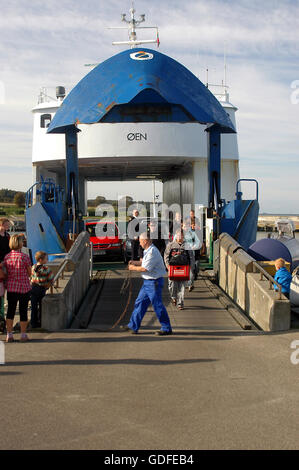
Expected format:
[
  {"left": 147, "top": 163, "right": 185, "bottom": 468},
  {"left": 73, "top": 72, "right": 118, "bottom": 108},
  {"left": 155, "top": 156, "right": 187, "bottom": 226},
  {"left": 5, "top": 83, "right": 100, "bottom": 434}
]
[{"left": 5, "top": 358, "right": 218, "bottom": 367}]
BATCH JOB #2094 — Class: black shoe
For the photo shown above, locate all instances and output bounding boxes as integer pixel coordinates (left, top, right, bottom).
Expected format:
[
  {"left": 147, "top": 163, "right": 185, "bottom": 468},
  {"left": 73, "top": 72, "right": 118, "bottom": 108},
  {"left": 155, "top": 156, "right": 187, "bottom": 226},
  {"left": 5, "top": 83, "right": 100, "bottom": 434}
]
[
  {"left": 120, "top": 325, "right": 138, "bottom": 334},
  {"left": 155, "top": 330, "right": 173, "bottom": 336}
]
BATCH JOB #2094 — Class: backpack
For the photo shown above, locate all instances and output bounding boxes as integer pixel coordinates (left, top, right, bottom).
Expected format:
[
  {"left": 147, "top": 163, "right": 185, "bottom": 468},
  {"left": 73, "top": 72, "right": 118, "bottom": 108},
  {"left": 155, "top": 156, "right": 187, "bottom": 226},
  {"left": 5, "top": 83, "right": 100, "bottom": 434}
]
[{"left": 169, "top": 249, "right": 190, "bottom": 266}]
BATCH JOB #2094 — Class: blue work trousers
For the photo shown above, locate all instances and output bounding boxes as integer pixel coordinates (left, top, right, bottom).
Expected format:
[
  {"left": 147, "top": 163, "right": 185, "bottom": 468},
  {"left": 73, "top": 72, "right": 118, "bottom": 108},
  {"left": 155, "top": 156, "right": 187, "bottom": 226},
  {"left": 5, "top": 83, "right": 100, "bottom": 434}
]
[{"left": 128, "top": 277, "right": 172, "bottom": 333}]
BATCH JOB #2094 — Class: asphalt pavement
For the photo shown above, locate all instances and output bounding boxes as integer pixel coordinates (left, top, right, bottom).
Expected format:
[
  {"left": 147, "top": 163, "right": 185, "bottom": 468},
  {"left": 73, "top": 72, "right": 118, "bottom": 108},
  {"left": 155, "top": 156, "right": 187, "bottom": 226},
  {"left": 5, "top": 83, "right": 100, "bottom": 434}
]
[{"left": 1, "top": 274, "right": 299, "bottom": 450}]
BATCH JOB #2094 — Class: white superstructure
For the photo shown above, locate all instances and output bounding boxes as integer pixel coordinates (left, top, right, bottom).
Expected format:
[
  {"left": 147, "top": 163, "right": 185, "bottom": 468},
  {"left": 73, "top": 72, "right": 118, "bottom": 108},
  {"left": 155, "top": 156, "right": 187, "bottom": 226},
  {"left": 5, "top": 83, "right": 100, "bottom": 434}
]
[
  {"left": 31, "top": 6, "right": 240, "bottom": 213},
  {"left": 32, "top": 84, "right": 240, "bottom": 208}
]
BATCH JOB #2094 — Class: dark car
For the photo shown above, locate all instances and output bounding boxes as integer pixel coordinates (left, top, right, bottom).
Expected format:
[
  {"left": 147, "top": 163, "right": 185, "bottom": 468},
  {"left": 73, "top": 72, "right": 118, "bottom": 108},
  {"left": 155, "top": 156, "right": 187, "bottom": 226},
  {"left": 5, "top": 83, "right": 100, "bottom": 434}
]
[
  {"left": 123, "top": 218, "right": 173, "bottom": 263},
  {"left": 85, "top": 220, "right": 123, "bottom": 260}
]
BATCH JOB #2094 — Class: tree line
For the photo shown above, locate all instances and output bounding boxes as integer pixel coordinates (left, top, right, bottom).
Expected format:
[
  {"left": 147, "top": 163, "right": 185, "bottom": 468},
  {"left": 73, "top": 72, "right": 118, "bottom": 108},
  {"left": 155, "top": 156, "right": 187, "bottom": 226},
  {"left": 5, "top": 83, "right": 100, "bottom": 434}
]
[{"left": 0, "top": 189, "right": 26, "bottom": 207}]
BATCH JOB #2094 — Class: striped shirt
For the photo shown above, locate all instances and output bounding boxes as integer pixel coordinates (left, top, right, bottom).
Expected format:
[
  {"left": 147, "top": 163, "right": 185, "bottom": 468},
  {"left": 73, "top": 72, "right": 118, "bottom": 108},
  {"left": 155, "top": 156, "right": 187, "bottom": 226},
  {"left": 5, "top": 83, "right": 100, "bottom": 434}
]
[
  {"left": 31, "top": 264, "right": 54, "bottom": 286},
  {"left": 3, "top": 250, "right": 31, "bottom": 293}
]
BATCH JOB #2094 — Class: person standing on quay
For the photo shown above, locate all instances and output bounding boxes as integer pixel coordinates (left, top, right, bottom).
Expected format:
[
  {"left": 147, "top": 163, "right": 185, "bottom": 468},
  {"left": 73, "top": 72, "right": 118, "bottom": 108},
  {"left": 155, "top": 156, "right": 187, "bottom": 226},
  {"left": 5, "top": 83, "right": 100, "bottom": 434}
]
[
  {"left": 129, "top": 209, "right": 141, "bottom": 261},
  {"left": 3, "top": 234, "right": 32, "bottom": 342},
  {"left": 123, "top": 232, "right": 172, "bottom": 335},
  {"left": 0, "top": 218, "right": 11, "bottom": 321}
]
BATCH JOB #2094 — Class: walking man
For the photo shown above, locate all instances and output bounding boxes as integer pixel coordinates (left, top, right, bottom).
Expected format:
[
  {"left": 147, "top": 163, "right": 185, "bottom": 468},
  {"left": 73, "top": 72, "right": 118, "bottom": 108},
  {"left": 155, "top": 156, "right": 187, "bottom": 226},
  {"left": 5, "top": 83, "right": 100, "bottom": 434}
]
[{"left": 124, "top": 232, "right": 172, "bottom": 335}]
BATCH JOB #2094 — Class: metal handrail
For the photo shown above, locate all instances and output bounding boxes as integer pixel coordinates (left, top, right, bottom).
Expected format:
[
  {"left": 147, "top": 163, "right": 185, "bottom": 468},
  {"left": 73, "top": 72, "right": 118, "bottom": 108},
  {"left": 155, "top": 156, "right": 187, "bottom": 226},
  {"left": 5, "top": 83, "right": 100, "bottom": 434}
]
[
  {"left": 252, "top": 261, "right": 283, "bottom": 300},
  {"left": 49, "top": 242, "right": 93, "bottom": 293},
  {"left": 26, "top": 179, "right": 65, "bottom": 209},
  {"left": 236, "top": 178, "right": 259, "bottom": 201},
  {"left": 49, "top": 258, "right": 69, "bottom": 294}
]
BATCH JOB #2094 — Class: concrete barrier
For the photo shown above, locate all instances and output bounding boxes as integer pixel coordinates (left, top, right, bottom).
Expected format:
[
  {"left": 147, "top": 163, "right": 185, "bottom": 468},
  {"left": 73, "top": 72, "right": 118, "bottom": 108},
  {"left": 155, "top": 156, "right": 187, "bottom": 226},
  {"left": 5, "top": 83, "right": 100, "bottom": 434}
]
[
  {"left": 218, "top": 233, "right": 241, "bottom": 295},
  {"left": 231, "top": 248, "right": 254, "bottom": 311},
  {"left": 218, "top": 233, "right": 291, "bottom": 331},
  {"left": 41, "top": 232, "right": 91, "bottom": 331},
  {"left": 212, "top": 239, "right": 220, "bottom": 282},
  {"left": 246, "top": 273, "right": 291, "bottom": 331}
]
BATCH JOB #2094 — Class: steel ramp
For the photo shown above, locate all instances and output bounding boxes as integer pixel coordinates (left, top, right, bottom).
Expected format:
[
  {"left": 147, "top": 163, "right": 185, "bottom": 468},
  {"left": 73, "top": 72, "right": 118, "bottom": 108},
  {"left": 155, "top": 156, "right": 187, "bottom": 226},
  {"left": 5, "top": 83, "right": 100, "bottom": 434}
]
[{"left": 77, "top": 265, "right": 253, "bottom": 333}]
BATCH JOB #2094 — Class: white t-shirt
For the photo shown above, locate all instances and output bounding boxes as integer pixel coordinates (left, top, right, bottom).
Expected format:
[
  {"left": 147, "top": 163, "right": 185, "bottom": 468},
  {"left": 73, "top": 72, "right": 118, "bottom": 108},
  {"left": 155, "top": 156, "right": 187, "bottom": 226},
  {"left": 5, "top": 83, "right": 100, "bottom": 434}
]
[{"left": 141, "top": 244, "right": 166, "bottom": 280}]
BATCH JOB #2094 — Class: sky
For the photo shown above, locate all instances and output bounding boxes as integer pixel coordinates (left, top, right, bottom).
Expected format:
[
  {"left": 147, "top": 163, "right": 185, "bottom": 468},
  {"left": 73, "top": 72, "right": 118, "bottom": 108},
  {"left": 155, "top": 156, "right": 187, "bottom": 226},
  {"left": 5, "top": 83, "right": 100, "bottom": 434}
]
[{"left": 0, "top": 0, "right": 299, "bottom": 213}]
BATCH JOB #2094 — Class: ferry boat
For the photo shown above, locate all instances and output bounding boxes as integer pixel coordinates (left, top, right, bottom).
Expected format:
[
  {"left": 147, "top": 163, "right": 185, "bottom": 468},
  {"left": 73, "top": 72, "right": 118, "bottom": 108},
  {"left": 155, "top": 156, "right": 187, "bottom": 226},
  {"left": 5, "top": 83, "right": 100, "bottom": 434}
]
[
  {"left": 26, "top": 4, "right": 259, "bottom": 262},
  {"left": 25, "top": 3, "right": 299, "bottom": 332}
]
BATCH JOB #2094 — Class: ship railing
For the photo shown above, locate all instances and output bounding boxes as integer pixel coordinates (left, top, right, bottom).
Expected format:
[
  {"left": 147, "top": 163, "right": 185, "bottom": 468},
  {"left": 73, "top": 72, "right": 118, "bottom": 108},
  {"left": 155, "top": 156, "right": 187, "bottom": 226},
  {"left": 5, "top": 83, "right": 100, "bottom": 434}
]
[
  {"left": 26, "top": 179, "right": 64, "bottom": 209},
  {"left": 252, "top": 261, "right": 283, "bottom": 300}
]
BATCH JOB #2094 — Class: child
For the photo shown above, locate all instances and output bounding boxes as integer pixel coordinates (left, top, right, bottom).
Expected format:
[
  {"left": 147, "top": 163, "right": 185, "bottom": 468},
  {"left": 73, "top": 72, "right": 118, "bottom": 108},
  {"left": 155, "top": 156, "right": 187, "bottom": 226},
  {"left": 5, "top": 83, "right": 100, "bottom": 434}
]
[
  {"left": 274, "top": 258, "right": 292, "bottom": 299},
  {"left": 31, "top": 251, "right": 54, "bottom": 328}
]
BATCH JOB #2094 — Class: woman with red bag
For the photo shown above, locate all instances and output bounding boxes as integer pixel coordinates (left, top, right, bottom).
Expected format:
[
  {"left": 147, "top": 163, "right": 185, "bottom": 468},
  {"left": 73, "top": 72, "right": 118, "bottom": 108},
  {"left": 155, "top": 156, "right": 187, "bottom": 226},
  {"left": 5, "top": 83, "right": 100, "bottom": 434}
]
[{"left": 164, "top": 230, "right": 194, "bottom": 310}]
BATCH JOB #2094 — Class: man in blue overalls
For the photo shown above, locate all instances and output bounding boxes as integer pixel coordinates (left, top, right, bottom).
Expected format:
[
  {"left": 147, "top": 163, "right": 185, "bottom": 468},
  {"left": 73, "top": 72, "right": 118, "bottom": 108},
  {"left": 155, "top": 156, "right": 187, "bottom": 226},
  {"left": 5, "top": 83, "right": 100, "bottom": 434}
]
[{"left": 124, "top": 231, "right": 172, "bottom": 335}]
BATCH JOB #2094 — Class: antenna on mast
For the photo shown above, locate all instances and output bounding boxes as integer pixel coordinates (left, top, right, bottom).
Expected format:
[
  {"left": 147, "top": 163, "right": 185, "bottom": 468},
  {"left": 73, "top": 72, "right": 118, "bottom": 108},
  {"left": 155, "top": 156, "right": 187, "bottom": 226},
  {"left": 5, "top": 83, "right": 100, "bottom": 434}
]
[
  {"left": 108, "top": 1, "right": 160, "bottom": 49},
  {"left": 223, "top": 41, "right": 229, "bottom": 101},
  {"left": 84, "top": 3, "right": 160, "bottom": 68},
  {"left": 205, "top": 45, "right": 230, "bottom": 103}
]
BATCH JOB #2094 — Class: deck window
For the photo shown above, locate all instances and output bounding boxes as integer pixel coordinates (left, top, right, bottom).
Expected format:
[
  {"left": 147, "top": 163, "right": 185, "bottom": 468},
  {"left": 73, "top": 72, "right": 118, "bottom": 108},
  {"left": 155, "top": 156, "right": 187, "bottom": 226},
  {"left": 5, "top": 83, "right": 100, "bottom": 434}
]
[{"left": 40, "top": 114, "right": 52, "bottom": 128}]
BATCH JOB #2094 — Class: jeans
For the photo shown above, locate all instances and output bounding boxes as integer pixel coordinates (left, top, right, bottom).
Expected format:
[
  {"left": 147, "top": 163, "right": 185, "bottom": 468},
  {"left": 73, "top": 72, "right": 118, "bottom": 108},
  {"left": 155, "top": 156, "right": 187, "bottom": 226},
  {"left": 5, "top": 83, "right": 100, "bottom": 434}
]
[
  {"left": 131, "top": 239, "right": 140, "bottom": 261},
  {"left": 187, "top": 268, "right": 195, "bottom": 288},
  {"left": 194, "top": 259, "right": 200, "bottom": 279},
  {"left": 128, "top": 277, "right": 172, "bottom": 332},
  {"left": 168, "top": 279, "right": 185, "bottom": 307},
  {"left": 31, "top": 284, "right": 46, "bottom": 327},
  {"left": 0, "top": 296, "right": 4, "bottom": 319}
]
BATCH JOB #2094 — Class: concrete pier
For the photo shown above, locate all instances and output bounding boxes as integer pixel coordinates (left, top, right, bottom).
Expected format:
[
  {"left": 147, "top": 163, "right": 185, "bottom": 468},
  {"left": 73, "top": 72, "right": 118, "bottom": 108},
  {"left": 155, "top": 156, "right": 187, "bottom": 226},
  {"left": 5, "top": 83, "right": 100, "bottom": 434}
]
[
  {"left": 258, "top": 214, "right": 299, "bottom": 231},
  {"left": 1, "top": 266, "right": 299, "bottom": 450}
]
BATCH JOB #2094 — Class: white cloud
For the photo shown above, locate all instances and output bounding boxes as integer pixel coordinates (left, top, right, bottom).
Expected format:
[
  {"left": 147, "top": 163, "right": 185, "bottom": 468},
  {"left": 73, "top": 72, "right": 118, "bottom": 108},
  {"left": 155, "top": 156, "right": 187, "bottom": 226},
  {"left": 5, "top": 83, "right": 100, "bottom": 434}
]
[{"left": 0, "top": 0, "right": 299, "bottom": 212}]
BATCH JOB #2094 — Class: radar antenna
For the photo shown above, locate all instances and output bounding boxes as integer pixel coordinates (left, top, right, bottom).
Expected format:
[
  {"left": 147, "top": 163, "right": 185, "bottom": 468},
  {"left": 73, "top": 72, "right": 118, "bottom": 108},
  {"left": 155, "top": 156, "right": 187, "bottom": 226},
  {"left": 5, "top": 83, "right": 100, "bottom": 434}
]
[
  {"left": 108, "top": 1, "right": 160, "bottom": 49},
  {"left": 205, "top": 42, "right": 230, "bottom": 103},
  {"left": 85, "top": 3, "right": 160, "bottom": 68}
]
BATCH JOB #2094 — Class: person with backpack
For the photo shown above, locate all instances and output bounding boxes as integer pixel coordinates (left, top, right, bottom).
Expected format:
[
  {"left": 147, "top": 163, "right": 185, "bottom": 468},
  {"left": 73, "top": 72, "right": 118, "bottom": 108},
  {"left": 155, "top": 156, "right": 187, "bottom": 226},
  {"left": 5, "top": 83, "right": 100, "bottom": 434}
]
[
  {"left": 164, "top": 229, "right": 194, "bottom": 310},
  {"left": 181, "top": 220, "right": 201, "bottom": 291}
]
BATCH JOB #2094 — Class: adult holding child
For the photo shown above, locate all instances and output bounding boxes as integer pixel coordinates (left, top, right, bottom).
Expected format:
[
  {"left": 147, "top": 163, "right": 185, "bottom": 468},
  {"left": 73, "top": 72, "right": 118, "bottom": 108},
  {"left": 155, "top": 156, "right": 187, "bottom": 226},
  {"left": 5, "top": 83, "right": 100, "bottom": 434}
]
[{"left": 3, "top": 234, "right": 32, "bottom": 342}]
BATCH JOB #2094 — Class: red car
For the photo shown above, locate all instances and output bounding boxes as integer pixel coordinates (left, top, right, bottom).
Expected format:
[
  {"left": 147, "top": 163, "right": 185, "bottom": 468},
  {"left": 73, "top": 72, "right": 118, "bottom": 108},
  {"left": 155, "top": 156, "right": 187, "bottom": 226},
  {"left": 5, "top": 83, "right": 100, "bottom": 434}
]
[{"left": 85, "top": 221, "right": 123, "bottom": 259}]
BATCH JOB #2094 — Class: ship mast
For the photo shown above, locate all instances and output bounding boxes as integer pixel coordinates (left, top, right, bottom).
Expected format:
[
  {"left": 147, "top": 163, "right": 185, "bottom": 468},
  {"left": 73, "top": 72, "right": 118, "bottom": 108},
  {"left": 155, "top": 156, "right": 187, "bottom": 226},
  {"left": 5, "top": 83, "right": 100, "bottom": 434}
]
[{"left": 109, "top": 1, "right": 160, "bottom": 49}]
